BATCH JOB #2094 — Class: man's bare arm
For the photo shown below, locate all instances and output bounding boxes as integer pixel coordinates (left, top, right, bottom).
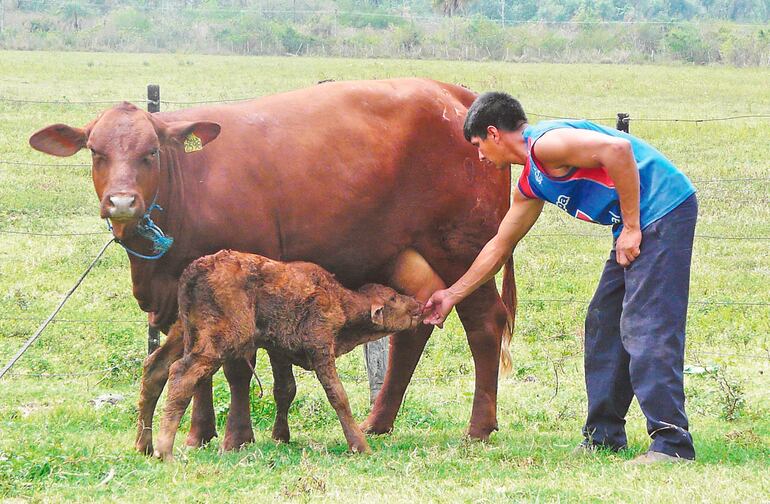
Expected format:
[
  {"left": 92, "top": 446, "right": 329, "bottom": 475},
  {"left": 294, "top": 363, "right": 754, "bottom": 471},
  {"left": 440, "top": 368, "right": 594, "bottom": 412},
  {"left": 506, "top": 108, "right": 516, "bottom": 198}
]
[
  {"left": 535, "top": 129, "right": 641, "bottom": 266},
  {"left": 423, "top": 188, "right": 543, "bottom": 326}
]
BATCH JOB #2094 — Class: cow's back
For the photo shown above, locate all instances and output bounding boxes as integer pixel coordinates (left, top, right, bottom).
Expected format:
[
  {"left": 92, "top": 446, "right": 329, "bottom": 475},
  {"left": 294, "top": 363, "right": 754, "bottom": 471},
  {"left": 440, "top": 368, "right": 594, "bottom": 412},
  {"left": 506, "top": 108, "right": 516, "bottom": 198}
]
[{"left": 161, "top": 79, "right": 507, "bottom": 282}]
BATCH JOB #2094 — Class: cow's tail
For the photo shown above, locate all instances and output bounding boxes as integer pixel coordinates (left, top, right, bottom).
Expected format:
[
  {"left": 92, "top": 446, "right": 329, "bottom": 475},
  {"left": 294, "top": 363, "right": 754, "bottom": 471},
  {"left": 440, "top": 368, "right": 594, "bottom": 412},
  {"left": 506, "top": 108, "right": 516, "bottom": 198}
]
[{"left": 499, "top": 255, "right": 517, "bottom": 377}]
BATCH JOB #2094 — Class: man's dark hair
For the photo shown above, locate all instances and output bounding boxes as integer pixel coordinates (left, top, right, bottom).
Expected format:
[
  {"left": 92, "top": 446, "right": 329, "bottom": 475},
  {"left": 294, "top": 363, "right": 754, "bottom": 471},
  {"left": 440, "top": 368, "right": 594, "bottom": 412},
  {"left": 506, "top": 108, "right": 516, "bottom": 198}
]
[{"left": 463, "top": 92, "right": 527, "bottom": 142}]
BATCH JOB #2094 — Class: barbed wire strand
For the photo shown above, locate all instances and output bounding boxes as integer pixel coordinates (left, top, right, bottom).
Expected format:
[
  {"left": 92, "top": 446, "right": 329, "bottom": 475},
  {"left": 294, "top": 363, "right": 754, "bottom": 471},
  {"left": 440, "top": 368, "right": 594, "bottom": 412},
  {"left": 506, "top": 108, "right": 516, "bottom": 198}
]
[{"left": 0, "top": 239, "right": 115, "bottom": 380}]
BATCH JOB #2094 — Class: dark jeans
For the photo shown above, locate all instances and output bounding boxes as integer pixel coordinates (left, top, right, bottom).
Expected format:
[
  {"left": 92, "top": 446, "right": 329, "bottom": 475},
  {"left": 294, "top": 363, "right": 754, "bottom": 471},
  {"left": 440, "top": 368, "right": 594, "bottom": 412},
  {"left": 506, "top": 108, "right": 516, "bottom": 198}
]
[{"left": 582, "top": 194, "right": 697, "bottom": 459}]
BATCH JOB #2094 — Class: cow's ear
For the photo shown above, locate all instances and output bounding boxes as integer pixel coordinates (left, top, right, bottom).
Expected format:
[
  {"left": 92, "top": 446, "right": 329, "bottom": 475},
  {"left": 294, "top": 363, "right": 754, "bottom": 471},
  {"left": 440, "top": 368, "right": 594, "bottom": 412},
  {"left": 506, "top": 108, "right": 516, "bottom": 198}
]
[
  {"left": 29, "top": 124, "right": 87, "bottom": 157},
  {"left": 370, "top": 304, "right": 384, "bottom": 325},
  {"left": 164, "top": 121, "right": 221, "bottom": 147}
]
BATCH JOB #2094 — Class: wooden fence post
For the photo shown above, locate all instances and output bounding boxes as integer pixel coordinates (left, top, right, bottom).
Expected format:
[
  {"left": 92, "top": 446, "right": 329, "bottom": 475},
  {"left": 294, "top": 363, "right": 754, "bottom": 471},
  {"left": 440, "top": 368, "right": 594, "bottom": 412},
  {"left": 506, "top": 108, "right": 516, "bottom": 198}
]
[
  {"left": 146, "top": 84, "right": 161, "bottom": 355},
  {"left": 364, "top": 337, "right": 389, "bottom": 405},
  {"left": 616, "top": 112, "right": 629, "bottom": 133},
  {"left": 147, "top": 84, "right": 160, "bottom": 113}
]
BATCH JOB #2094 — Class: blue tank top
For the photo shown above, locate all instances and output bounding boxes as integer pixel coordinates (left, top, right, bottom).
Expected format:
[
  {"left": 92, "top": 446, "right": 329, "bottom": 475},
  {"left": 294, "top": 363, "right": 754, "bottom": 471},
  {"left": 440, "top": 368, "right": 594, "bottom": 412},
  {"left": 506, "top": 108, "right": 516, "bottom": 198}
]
[{"left": 517, "top": 120, "right": 695, "bottom": 237}]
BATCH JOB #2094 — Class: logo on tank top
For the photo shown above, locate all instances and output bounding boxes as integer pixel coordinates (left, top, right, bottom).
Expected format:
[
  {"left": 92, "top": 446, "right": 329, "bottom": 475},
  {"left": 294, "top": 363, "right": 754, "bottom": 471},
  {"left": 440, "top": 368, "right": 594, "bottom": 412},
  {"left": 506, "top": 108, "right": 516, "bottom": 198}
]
[{"left": 556, "top": 195, "right": 570, "bottom": 210}]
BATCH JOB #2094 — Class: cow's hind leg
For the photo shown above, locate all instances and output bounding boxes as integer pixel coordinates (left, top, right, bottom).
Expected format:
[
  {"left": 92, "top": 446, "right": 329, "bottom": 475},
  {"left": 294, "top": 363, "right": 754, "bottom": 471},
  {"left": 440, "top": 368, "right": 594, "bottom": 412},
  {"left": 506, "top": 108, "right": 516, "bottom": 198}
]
[
  {"left": 220, "top": 356, "right": 256, "bottom": 451},
  {"left": 135, "top": 321, "right": 184, "bottom": 455},
  {"left": 361, "top": 248, "right": 444, "bottom": 435},
  {"left": 154, "top": 354, "right": 220, "bottom": 461},
  {"left": 268, "top": 351, "right": 296, "bottom": 443},
  {"left": 455, "top": 280, "right": 508, "bottom": 441}
]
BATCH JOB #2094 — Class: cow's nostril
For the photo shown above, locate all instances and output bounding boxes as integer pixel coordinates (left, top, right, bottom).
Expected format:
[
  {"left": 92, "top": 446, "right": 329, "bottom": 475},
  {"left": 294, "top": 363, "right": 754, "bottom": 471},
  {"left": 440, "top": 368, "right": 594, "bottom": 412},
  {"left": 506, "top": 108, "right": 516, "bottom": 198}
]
[
  {"left": 109, "top": 195, "right": 136, "bottom": 208},
  {"left": 107, "top": 195, "right": 138, "bottom": 219}
]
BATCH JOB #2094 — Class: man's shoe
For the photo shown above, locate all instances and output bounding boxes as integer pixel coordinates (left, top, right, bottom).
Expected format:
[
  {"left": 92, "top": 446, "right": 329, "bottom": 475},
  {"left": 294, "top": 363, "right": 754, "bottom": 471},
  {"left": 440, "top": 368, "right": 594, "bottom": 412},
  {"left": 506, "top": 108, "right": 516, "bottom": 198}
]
[
  {"left": 627, "top": 451, "right": 694, "bottom": 466},
  {"left": 572, "top": 440, "right": 625, "bottom": 455},
  {"left": 571, "top": 440, "right": 599, "bottom": 455}
]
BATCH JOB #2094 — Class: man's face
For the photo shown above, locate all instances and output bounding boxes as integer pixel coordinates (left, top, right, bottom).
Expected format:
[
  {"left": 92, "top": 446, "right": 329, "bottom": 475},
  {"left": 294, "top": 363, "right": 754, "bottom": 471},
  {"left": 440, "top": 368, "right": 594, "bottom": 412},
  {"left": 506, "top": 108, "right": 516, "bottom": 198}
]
[{"left": 470, "top": 134, "right": 506, "bottom": 169}]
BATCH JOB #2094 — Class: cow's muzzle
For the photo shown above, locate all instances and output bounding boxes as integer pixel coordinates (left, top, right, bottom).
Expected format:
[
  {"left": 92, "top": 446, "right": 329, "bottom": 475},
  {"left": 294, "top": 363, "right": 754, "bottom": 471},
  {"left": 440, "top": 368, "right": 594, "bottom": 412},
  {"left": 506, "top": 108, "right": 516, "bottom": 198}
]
[{"left": 102, "top": 192, "right": 143, "bottom": 222}]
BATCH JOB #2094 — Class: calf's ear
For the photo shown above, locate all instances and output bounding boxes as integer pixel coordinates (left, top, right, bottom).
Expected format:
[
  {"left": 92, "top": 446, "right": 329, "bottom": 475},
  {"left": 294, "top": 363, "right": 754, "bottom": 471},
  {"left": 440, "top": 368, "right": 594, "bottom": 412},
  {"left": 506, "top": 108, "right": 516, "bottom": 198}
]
[
  {"left": 370, "top": 304, "right": 384, "bottom": 325},
  {"left": 163, "top": 120, "right": 221, "bottom": 147},
  {"left": 29, "top": 124, "right": 87, "bottom": 157}
]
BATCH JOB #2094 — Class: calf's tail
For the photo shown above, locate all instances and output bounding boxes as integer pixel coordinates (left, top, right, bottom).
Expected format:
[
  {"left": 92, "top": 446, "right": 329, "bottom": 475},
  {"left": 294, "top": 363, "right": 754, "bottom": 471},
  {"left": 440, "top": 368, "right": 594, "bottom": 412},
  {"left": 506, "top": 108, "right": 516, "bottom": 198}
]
[{"left": 499, "top": 256, "right": 516, "bottom": 376}]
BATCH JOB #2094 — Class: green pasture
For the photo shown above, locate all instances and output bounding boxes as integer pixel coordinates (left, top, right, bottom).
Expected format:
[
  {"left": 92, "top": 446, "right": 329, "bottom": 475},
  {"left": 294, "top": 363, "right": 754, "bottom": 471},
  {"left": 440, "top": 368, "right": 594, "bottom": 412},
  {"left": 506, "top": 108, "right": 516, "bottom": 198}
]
[{"left": 0, "top": 51, "right": 768, "bottom": 502}]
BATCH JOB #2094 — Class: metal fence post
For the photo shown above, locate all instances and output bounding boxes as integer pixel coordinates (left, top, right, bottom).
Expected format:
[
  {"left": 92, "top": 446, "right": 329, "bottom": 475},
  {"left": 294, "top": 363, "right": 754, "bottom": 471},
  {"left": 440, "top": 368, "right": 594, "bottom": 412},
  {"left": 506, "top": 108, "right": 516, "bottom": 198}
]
[
  {"left": 616, "top": 112, "right": 629, "bottom": 132},
  {"left": 146, "top": 84, "right": 161, "bottom": 355},
  {"left": 364, "top": 337, "right": 389, "bottom": 405},
  {"left": 147, "top": 84, "right": 160, "bottom": 113},
  {"left": 148, "top": 324, "right": 160, "bottom": 355}
]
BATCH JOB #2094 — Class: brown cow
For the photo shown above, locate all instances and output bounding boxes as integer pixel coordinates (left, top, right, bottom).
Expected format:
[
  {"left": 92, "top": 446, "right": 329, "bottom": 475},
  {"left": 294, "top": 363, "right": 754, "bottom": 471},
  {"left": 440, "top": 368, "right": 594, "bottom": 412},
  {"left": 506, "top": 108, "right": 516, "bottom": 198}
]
[
  {"left": 154, "top": 250, "right": 424, "bottom": 460},
  {"left": 29, "top": 78, "right": 515, "bottom": 454}
]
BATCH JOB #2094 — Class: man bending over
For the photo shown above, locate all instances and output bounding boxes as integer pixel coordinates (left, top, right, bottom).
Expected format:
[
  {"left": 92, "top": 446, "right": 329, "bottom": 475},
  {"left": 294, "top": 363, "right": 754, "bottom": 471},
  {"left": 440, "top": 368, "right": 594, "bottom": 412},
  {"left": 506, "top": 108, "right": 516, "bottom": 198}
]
[{"left": 423, "top": 92, "right": 697, "bottom": 465}]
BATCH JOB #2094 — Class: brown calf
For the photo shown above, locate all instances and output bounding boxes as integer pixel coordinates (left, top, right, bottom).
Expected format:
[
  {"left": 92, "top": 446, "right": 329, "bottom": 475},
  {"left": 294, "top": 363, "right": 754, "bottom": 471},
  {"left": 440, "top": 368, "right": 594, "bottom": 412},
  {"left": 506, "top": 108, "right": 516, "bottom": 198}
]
[{"left": 153, "top": 250, "right": 423, "bottom": 460}]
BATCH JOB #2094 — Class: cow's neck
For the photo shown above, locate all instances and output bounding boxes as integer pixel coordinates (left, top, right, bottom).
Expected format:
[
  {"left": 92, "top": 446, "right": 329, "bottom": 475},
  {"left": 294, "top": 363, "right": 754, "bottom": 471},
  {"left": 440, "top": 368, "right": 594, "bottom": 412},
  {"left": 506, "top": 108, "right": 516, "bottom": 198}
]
[{"left": 121, "top": 145, "right": 189, "bottom": 329}]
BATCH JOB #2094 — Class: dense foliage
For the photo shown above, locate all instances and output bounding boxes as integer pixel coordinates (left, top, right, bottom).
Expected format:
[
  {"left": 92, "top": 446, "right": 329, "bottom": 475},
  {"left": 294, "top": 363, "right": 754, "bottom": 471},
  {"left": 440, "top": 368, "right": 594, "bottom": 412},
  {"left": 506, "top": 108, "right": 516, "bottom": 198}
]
[{"left": 1, "top": 0, "right": 769, "bottom": 64}]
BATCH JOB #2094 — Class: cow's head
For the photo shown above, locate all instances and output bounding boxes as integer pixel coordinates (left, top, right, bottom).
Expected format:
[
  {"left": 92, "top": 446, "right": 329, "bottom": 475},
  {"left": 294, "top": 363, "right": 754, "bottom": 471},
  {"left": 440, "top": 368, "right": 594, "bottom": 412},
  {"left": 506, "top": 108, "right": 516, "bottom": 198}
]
[{"left": 29, "top": 102, "right": 220, "bottom": 239}]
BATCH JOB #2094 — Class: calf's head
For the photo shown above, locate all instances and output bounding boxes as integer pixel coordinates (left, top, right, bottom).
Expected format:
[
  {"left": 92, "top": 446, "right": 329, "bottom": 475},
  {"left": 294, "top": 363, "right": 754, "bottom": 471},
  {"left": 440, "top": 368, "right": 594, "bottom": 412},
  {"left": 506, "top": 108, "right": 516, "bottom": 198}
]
[
  {"left": 29, "top": 102, "right": 220, "bottom": 239},
  {"left": 359, "top": 284, "right": 423, "bottom": 332}
]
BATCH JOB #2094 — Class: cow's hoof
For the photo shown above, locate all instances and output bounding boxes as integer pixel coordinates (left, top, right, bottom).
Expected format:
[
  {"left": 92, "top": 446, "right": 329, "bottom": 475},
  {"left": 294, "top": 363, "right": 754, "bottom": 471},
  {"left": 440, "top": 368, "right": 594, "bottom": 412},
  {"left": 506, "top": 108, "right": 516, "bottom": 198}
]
[
  {"left": 221, "top": 429, "right": 255, "bottom": 452},
  {"left": 135, "top": 437, "right": 153, "bottom": 456},
  {"left": 135, "top": 427, "right": 154, "bottom": 455},
  {"left": 359, "top": 418, "right": 393, "bottom": 436},
  {"left": 466, "top": 423, "right": 498, "bottom": 442},
  {"left": 184, "top": 428, "right": 217, "bottom": 448},
  {"left": 271, "top": 426, "right": 290, "bottom": 444}
]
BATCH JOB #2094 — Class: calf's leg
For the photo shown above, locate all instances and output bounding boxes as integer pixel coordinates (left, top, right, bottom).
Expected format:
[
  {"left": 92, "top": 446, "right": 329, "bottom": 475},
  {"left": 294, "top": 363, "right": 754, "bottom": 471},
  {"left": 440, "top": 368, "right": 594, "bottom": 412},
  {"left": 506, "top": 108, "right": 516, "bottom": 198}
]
[
  {"left": 221, "top": 356, "right": 256, "bottom": 451},
  {"left": 313, "top": 353, "right": 370, "bottom": 453},
  {"left": 135, "top": 321, "right": 183, "bottom": 455},
  {"left": 268, "top": 352, "right": 296, "bottom": 443},
  {"left": 154, "top": 354, "right": 220, "bottom": 461}
]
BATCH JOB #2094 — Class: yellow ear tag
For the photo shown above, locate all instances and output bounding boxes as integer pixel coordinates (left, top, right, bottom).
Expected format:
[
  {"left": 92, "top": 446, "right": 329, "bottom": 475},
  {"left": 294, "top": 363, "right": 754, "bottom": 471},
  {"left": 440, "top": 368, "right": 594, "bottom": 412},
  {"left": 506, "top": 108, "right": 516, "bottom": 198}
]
[{"left": 184, "top": 133, "right": 203, "bottom": 153}]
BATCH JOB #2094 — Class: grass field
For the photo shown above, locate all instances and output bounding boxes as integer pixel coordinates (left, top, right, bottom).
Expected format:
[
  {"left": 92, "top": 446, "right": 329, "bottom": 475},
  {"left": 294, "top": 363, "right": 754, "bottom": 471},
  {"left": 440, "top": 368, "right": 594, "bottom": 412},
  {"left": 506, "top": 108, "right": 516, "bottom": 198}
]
[{"left": 0, "top": 51, "right": 768, "bottom": 502}]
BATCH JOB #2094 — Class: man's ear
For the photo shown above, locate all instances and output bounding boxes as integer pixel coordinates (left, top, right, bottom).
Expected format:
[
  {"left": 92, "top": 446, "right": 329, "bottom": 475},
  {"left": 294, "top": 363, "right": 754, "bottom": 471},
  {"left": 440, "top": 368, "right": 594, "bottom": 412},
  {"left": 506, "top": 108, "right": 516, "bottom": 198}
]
[
  {"left": 29, "top": 124, "right": 87, "bottom": 157},
  {"left": 487, "top": 125, "right": 500, "bottom": 143},
  {"left": 370, "top": 304, "right": 384, "bottom": 325},
  {"left": 163, "top": 120, "right": 221, "bottom": 147}
]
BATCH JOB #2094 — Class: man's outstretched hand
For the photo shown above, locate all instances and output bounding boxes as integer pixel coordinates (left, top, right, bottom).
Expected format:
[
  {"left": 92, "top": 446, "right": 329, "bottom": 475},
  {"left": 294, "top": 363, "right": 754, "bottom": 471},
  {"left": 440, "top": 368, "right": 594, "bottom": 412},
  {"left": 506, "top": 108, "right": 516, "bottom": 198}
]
[{"left": 422, "top": 289, "right": 460, "bottom": 328}]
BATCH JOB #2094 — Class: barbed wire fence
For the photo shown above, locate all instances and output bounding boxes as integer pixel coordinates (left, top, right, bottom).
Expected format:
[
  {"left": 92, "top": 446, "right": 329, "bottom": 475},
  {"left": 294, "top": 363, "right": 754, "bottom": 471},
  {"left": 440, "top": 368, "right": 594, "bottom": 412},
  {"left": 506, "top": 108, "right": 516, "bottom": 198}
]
[{"left": 1, "top": 85, "right": 768, "bottom": 383}]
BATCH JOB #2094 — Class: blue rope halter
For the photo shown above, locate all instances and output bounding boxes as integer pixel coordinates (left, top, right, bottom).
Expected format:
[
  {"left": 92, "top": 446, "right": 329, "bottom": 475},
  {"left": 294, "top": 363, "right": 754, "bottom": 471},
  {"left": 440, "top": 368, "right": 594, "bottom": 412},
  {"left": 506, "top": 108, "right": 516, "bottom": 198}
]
[{"left": 105, "top": 152, "right": 174, "bottom": 260}]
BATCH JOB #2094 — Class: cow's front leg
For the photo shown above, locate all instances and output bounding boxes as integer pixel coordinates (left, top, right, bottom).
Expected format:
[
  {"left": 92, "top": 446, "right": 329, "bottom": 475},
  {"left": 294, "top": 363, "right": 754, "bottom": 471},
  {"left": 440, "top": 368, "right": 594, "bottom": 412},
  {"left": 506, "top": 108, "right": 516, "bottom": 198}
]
[
  {"left": 268, "top": 352, "right": 296, "bottom": 443},
  {"left": 313, "top": 352, "right": 370, "bottom": 454},
  {"left": 220, "top": 356, "right": 256, "bottom": 451},
  {"left": 361, "top": 248, "right": 443, "bottom": 435},
  {"left": 184, "top": 376, "right": 217, "bottom": 447},
  {"left": 135, "top": 321, "right": 184, "bottom": 455}
]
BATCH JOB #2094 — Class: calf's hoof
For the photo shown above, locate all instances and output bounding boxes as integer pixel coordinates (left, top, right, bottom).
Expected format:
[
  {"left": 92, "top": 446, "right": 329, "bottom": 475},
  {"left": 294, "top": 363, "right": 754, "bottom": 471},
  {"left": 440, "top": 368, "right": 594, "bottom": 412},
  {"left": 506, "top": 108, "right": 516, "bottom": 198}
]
[
  {"left": 359, "top": 417, "right": 394, "bottom": 436},
  {"left": 153, "top": 449, "right": 174, "bottom": 462},
  {"left": 349, "top": 440, "right": 372, "bottom": 454}
]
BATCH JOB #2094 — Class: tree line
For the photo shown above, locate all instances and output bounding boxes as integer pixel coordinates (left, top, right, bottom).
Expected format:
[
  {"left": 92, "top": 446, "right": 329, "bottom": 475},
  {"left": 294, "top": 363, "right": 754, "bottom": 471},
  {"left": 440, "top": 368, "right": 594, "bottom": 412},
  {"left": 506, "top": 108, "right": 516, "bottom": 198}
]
[{"left": 1, "top": 0, "right": 769, "bottom": 65}]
